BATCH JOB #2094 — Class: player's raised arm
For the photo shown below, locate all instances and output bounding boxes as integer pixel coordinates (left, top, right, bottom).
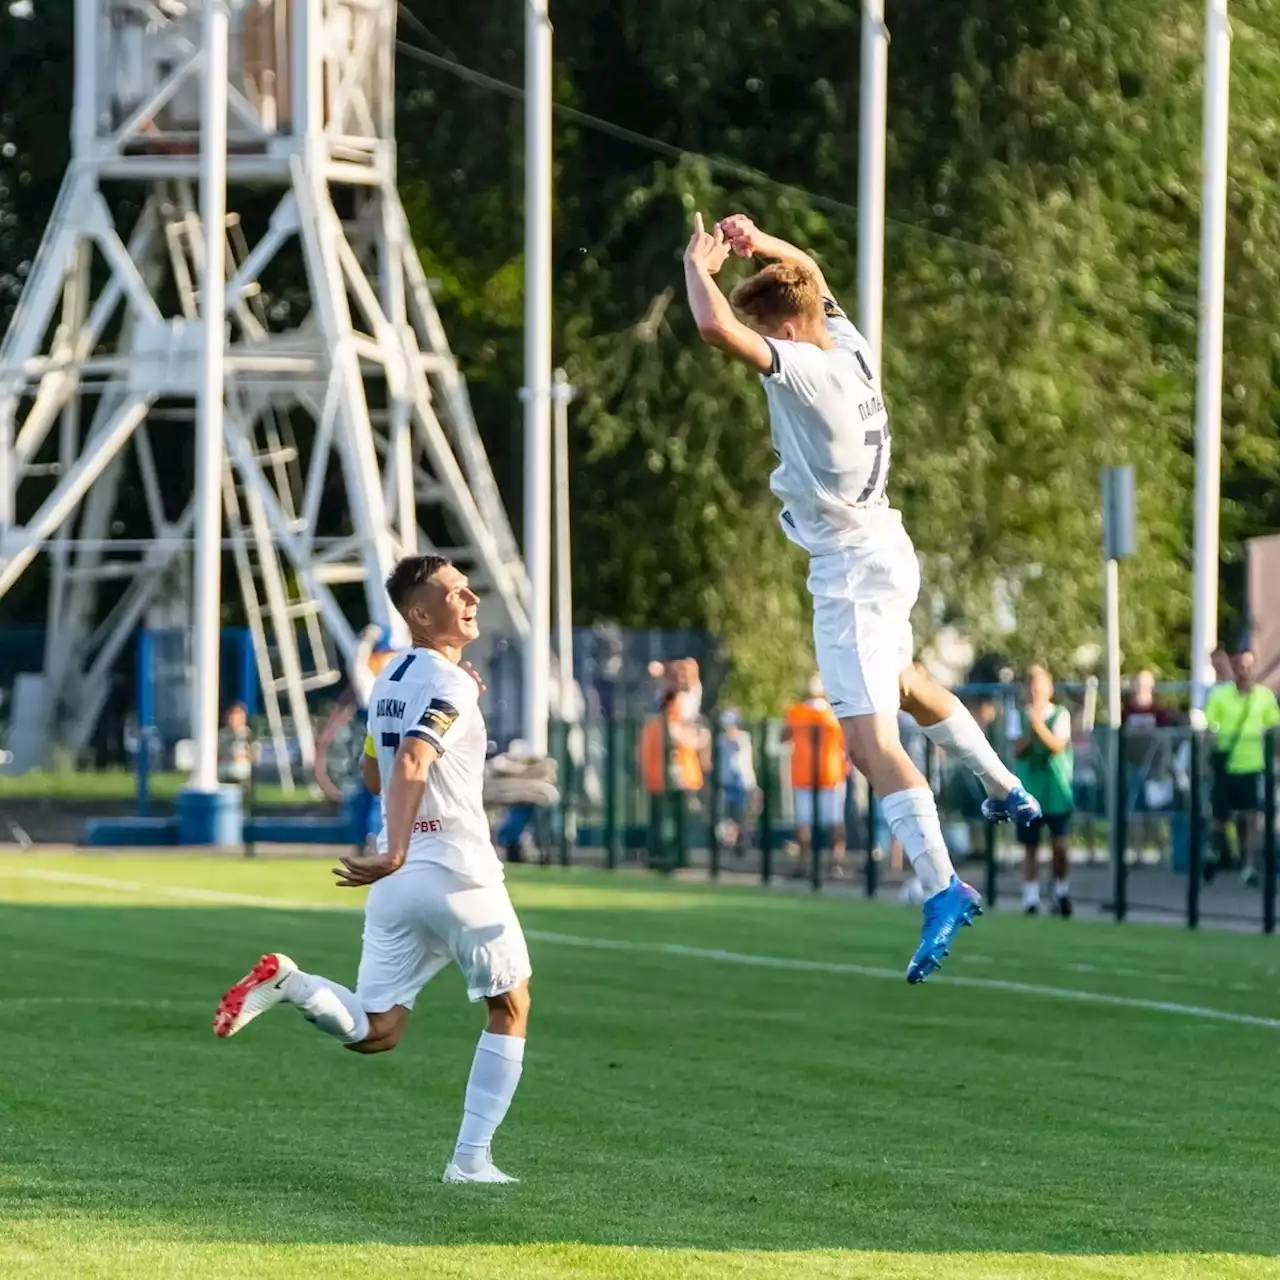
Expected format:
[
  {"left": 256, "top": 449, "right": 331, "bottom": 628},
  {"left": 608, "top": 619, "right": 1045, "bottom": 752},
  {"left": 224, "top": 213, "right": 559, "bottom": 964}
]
[
  {"left": 683, "top": 213, "right": 773, "bottom": 373},
  {"left": 719, "top": 214, "right": 834, "bottom": 303}
]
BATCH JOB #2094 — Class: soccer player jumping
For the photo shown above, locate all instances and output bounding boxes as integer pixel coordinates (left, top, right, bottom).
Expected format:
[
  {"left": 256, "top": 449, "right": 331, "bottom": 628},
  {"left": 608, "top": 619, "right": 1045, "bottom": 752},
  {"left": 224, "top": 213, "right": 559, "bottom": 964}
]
[
  {"left": 212, "top": 555, "right": 532, "bottom": 1183},
  {"left": 683, "top": 213, "right": 1040, "bottom": 981}
]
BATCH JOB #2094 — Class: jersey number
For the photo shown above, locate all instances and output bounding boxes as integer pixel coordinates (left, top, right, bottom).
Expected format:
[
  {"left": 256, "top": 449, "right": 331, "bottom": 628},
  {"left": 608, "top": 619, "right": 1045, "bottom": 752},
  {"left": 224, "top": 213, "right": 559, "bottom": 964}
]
[
  {"left": 388, "top": 654, "right": 415, "bottom": 682},
  {"left": 381, "top": 732, "right": 400, "bottom": 751},
  {"left": 856, "top": 428, "right": 889, "bottom": 504}
]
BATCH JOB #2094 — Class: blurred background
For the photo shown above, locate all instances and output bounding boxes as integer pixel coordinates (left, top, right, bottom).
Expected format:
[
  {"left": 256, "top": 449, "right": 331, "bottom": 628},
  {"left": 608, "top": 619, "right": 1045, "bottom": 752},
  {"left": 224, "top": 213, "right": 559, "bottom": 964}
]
[{"left": 0, "top": 0, "right": 1277, "bottom": 926}]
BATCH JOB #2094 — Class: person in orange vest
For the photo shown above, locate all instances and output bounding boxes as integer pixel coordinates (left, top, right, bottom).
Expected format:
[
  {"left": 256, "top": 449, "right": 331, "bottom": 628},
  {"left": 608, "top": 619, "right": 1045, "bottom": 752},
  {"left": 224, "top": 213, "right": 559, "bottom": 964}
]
[
  {"left": 782, "top": 676, "right": 849, "bottom": 878},
  {"left": 640, "top": 689, "right": 705, "bottom": 865}
]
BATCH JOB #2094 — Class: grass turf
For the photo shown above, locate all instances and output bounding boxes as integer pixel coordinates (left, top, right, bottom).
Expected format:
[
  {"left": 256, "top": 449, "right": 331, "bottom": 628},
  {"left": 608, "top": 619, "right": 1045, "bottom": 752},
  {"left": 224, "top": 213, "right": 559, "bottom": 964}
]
[
  {"left": 0, "top": 769, "right": 318, "bottom": 806},
  {"left": 1, "top": 854, "right": 1279, "bottom": 1279}
]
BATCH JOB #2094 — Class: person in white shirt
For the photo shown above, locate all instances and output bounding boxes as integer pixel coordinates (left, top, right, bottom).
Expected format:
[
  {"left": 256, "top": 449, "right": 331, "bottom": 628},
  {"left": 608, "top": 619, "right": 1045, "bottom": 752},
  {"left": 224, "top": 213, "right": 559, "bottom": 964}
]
[
  {"left": 212, "top": 555, "right": 531, "bottom": 1186},
  {"left": 683, "top": 212, "right": 1041, "bottom": 982}
]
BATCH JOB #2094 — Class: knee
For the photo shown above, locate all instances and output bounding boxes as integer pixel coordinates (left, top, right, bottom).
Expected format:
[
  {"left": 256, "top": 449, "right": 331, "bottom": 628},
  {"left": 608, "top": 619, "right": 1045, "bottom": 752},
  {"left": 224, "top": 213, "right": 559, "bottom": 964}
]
[
  {"left": 898, "top": 666, "right": 922, "bottom": 715},
  {"left": 347, "top": 1007, "right": 406, "bottom": 1054}
]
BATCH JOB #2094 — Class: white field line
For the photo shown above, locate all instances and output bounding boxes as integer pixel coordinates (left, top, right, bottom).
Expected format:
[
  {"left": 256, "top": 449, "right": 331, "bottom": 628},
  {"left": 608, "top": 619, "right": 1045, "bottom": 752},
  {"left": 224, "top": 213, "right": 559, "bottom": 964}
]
[{"left": 6, "top": 867, "right": 1280, "bottom": 1031}]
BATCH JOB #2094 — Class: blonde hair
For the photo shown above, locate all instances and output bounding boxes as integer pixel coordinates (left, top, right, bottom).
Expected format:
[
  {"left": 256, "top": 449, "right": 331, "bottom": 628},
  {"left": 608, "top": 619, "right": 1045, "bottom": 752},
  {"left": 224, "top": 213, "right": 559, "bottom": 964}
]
[{"left": 730, "top": 263, "right": 824, "bottom": 328}]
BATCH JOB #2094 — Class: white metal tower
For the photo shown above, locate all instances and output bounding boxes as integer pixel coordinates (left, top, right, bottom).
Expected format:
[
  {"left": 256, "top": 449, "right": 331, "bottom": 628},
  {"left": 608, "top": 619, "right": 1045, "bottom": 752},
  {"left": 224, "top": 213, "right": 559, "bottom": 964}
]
[{"left": 0, "top": 0, "right": 529, "bottom": 782}]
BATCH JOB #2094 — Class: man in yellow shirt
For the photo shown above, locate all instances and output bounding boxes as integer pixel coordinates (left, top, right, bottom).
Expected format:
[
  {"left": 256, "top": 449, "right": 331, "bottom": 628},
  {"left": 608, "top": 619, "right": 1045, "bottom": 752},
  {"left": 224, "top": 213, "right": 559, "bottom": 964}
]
[{"left": 1204, "top": 649, "right": 1280, "bottom": 885}]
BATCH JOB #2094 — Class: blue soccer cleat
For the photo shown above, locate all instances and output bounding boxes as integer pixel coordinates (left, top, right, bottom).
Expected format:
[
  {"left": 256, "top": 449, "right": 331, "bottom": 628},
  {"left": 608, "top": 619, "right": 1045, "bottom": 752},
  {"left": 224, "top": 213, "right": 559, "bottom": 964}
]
[
  {"left": 906, "top": 876, "right": 983, "bottom": 984},
  {"left": 980, "top": 786, "right": 1041, "bottom": 826}
]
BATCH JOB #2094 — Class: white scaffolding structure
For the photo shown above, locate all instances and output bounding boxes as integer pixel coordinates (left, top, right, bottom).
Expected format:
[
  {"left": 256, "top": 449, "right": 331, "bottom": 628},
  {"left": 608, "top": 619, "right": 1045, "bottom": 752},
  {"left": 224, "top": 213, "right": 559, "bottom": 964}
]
[{"left": 0, "top": 0, "right": 528, "bottom": 782}]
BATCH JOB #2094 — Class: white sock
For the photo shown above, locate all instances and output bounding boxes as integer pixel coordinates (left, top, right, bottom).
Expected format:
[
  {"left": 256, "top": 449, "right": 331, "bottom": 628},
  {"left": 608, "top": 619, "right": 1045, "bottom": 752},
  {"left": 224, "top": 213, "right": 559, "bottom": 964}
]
[
  {"left": 920, "top": 704, "right": 1020, "bottom": 799},
  {"left": 454, "top": 1032, "right": 526, "bottom": 1169},
  {"left": 879, "top": 787, "right": 955, "bottom": 898},
  {"left": 1054, "top": 878, "right": 1070, "bottom": 900},
  {"left": 283, "top": 969, "right": 370, "bottom": 1045},
  {"left": 1022, "top": 881, "right": 1041, "bottom": 908}
]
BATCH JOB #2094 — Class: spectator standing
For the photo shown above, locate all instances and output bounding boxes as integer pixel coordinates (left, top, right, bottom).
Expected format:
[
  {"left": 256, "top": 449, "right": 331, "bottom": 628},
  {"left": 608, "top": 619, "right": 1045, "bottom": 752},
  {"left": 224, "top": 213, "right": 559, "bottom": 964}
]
[
  {"left": 717, "top": 710, "right": 757, "bottom": 857},
  {"left": 782, "top": 677, "right": 848, "bottom": 879},
  {"left": 1204, "top": 649, "right": 1280, "bottom": 886},
  {"left": 1014, "top": 666, "right": 1075, "bottom": 917},
  {"left": 640, "top": 689, "right": 705, "bottom": 866},
  {"left": 1121, "top": 670, "right": 1181, "bottom": 847},
  {"left": 218, "top": 702, "right": 257, "bottom": 788}
]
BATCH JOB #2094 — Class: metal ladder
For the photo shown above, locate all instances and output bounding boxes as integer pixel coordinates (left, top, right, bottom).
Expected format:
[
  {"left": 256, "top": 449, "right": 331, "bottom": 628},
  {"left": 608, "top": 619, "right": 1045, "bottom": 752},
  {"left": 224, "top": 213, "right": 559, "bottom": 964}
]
[{"left": 167, "top": 184, "right": 342, "bottom": 790}]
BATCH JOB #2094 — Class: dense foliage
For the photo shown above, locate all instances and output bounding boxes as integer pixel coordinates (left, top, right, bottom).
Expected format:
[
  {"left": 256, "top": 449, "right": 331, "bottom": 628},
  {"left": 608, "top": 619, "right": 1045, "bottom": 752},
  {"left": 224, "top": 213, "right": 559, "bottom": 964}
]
[{"left": 3, "top": 0, "right": 1278, "bottom": 711}]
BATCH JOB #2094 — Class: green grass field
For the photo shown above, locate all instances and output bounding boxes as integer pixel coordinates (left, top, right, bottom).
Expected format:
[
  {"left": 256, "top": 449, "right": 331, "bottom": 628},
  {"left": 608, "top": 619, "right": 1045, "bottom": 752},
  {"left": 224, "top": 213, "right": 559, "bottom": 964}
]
[
  {"left": 0, "top": 770, "right": 318, "bottom": 806},
  {"left": 2, "top": 854, "right": 1280, "bottom": 1279}
]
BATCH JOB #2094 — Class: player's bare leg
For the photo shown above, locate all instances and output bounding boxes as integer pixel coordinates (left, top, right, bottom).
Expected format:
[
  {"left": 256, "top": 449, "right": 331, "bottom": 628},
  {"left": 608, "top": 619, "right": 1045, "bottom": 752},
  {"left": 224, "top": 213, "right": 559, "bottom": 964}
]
[
  {"left": 213, "top": 953, "right": 371, "bottom": 1045},
  {"left": 1050, "top": 834, "right": 1073, "bottom": 917},
  {"left": 842, "top": 714, "right": 981, "bottom": 982},
  {"left": 793, "top": 822, "right": 813, "bottom": 878},
  {"left": 444, "top": 981, "right": 531, "bottom": 1185},
  {"left": 1021, "top": 838, "right": 1041, "bottom": 915},
  {"left": 898, "top": 664, "right": 1041, "bottom": 825},
  {"left": 345, "top": 1006, "right": 408, "bottom": 1054}
]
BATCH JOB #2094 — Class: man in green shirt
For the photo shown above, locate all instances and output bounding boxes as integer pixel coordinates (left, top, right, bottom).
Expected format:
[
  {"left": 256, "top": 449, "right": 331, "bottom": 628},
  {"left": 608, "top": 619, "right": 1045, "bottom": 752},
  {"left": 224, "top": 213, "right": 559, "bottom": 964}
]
[
  {"left": 1014, "top": 666, "right": 1075, "bottom": 918},
  {"left": 1204, "top": 649, "right": 1280, "bottom": 886}
]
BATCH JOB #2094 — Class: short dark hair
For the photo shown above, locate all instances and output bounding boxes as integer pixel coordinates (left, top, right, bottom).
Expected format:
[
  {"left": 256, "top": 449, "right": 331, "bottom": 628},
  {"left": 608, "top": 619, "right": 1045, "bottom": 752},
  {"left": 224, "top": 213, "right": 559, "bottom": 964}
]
[{"left": 385, "top": 554, "right": 451, "bottom": 614}]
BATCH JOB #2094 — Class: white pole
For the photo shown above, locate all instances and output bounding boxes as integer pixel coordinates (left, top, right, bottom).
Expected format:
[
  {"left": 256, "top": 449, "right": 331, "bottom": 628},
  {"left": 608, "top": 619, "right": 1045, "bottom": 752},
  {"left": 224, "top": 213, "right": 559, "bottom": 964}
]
[
  {"left": 1105, "top": 557, "right": 1122, "bottom": 729},
  {"left": 522, "top": 0, "right": 553, "bottom": 756},
  {"left": 552, "top": 368, "right": 575, "bottom": 722},
  {"left": 856, "top": 0, "right": 889, "bottom": 373},
  {"left": 1190, "top": 0, "right": 1231, "bottom": 711},
  {"left": 190, "top": 0, "right": 231, "bottom": 792}
]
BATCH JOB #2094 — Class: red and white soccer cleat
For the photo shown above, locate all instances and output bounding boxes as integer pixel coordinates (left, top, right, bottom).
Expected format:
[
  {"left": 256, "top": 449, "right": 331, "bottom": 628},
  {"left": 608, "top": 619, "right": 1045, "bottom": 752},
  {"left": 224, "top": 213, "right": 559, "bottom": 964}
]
[{"left": 212, "top": 952, "right": 298, "bottom": 1039}]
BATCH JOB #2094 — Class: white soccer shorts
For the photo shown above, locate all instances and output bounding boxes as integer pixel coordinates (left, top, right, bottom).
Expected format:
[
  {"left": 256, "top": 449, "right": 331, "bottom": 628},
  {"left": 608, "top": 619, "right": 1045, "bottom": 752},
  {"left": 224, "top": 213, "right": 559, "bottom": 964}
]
[
  {"left": 355, "top": 862, "right": 533, "bottom": 1012},
  {"left": 793, "top": 785, "right": 846, "bottom": 830},
  {"left": 808, "top": 524, "right": 921, "bottom": 720}
]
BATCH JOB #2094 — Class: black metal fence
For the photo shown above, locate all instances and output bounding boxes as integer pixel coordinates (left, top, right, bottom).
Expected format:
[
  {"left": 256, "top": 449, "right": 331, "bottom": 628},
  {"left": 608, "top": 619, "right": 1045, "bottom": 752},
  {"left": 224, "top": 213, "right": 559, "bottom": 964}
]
[{"left": 539, "top": 719, "right": 1280, "bottom": 933}]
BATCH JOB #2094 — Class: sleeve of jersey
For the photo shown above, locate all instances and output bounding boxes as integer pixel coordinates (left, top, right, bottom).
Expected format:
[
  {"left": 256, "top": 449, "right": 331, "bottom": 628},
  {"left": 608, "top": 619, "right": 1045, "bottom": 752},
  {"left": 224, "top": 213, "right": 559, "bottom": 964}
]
[
  {"left": 362, "top": 733, "right": 376, "bottom": 759},
  {"left": 1263, "top": 691, "right": 1280, "bottom": 728},
  {"left": 823, "top": 300, "right": 877, "bottom": 374},
  {"left": 403, "top": 672, "right": 477, "bottom": 755},
  {"left": 763, "top": 338, "right": 827, "bottom": 401},
  {"left": 1204, "top": 689, "right": 1224, "bottom": 733}
]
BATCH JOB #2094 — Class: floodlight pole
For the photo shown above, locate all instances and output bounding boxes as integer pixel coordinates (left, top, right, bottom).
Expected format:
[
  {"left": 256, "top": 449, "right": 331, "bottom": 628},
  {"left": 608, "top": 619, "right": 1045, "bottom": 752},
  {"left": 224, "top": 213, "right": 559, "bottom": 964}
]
[{"left": 1190, "top": 0, "right": 1231, "bottom": 709}]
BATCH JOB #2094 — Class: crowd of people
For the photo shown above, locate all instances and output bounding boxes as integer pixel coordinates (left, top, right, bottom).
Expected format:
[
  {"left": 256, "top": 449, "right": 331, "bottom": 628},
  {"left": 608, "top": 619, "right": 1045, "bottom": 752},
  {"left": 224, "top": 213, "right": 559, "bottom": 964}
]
[{"left": 632, "top": 645, "right": 1280, "bottom": 907}]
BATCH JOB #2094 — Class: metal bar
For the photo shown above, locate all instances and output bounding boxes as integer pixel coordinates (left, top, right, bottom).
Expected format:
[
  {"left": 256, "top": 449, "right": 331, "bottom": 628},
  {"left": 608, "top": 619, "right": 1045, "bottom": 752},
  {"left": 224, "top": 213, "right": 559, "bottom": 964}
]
[
  {"left": 856, "top": 0, "right": 888, "bottom": 373},
  {"left": 865, "top": 783, "right": 879, "bottom": 898},
  {"left": 1111, "top": 724, "right": 1128, "bottom": 922},
  {"left": 810, "top": 724, "right": 823, "bottom": 891},
  {"left": 1264, "top": 729, "right": 1277, "bottom": 935},
  {"left": 522, "top": 0, "right": 554, "bottom": 754},
  {"left": 552, "top": 369, "right": 575, "bottom": 728},
  {"left": 1188, "top": 729, "right": 1203, "bottom": 928},
  {"left": 759, "top": 721, "right": 774, "bottom": 886},
  {"left": 0, "top": 396, "right": 151, "bottom": 599},
  {"left": 1190, "top": 0, "right": 1232, "bottom": 710},
  {"left": 136, "top": 629, "right": 154, "bottom": 818},
  {"left": 707, "top": 713, "right": 721, "bottom": 881},
  {"left": 189, "top": 0, "right": 232, "bottom": 793},
  {"left": 605, "top": 713, "right": 620, "bottom": 871},
  {"left": 1106, "top": 557, "right": 1122, "bottom": 728}
]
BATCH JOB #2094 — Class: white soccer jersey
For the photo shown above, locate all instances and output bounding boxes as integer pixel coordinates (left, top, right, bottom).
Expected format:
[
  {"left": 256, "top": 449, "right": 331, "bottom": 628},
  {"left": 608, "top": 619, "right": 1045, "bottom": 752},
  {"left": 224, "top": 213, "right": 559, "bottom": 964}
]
[
  {"left": 365, "top": 647, "right": 501, "bottom": 884},
  {"left": 763, "top": 305, "right": 901, "bottom": 556}
]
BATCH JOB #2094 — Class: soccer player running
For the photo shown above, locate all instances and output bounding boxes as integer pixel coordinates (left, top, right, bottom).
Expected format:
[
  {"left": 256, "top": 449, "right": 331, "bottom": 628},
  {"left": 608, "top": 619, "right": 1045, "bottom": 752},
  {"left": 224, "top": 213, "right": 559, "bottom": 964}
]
[
  {"left": 683, "top": 213, "right": 1040, "bottom": 981},
  {"left": 212, "top": 555, "right": 532, "bottom": 1184}
]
